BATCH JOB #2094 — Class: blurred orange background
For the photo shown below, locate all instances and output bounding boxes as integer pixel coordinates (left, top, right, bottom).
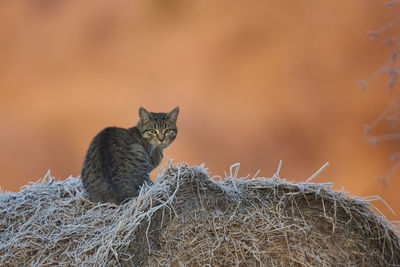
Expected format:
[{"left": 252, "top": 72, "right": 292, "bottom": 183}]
[{"left": 1, "top": 0, "right": 399, "bottom": 220}]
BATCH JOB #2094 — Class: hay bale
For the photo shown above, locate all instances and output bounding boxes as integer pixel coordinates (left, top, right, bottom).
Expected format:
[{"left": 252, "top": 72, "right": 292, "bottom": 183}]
[{"left": 0, "top": 164, "right": 399, "bottom": 266}]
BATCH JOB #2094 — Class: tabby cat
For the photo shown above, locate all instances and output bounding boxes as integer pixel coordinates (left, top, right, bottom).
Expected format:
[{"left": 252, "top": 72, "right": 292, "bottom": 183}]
[{"left": 81, "top": 107, "right": 179, "bottom": 204}]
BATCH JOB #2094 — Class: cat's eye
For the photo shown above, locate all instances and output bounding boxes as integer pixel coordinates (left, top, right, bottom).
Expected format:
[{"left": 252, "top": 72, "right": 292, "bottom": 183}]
[
  {"left": 150, "top": 130, "right": 157, "bottom": 134},
  {"left": 164, "top": 129, "right": 172, "bottom": 134}
]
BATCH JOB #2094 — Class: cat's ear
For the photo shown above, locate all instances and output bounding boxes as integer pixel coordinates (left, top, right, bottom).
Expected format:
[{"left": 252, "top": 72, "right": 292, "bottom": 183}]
[
  {"left": 139, "top": 107, "right": 152, "bottom": 123},
  {"left": 168, "top": 107, "right": 179, "bottom": 123}
]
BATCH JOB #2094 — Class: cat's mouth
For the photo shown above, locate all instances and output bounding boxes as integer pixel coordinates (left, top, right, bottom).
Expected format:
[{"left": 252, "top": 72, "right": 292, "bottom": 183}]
[{"left": 157, "top": 140, "right": 169, "bottom": 147}]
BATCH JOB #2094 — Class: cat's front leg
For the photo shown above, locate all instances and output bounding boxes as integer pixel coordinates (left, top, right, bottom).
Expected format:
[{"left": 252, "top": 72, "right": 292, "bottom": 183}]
[{"left": 150, "top": 145, "right": 164, "bottom": 168}]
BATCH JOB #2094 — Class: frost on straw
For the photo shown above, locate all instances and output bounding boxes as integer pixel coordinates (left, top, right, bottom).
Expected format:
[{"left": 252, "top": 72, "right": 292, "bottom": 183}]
[{"left": 0, "top": 163, "right": 399, "bottom": 266}]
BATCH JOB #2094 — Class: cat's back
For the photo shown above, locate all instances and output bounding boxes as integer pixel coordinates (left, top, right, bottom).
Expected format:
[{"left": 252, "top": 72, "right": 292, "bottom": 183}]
[
  {"left": 94, "top": 126, "right": 133, "bottom": 145},
  {"left": 84, "top": 127, "right": 128, "bottom": 159},
  {"left": 83, "top": 126, "right": 147, "bottom": 168},
  {"left": 82, "top": 127, "right": 127, "bottom": 176},
  {"left": 81, "top": 126, "right": 150, "bottom": 202}
]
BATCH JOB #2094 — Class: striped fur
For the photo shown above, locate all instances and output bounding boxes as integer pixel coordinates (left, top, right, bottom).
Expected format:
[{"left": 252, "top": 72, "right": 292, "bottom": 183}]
[{"left": 81, "top": 107, "right": 179, "bottom": 204}]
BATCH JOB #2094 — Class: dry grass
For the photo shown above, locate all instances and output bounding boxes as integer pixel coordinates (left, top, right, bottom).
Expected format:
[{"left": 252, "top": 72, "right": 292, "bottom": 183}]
[{"left": 0, "top": 163, "right": 399, "bottom": 266}]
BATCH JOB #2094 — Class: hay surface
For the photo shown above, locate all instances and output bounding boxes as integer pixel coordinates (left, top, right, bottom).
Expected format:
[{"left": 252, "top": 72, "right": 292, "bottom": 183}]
[{"left": 0, "top": 163, "right": 399, "bottom": 266}]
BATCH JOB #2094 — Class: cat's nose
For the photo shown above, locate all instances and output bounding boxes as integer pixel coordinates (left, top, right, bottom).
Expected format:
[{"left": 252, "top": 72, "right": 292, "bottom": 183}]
[{"left": 158, "top": 135, "right": 165, "bottom": 142}]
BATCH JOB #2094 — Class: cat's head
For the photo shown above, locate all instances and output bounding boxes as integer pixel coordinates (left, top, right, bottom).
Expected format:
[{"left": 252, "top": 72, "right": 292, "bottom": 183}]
[{"left": 137, "top": 107, "right": 179, "bottom": 147}]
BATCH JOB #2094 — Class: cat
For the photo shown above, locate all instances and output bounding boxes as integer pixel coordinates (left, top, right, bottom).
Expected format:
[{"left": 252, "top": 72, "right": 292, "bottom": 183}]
[{"left": 81, "top": 107, "right": 179, "bottom": 204}]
